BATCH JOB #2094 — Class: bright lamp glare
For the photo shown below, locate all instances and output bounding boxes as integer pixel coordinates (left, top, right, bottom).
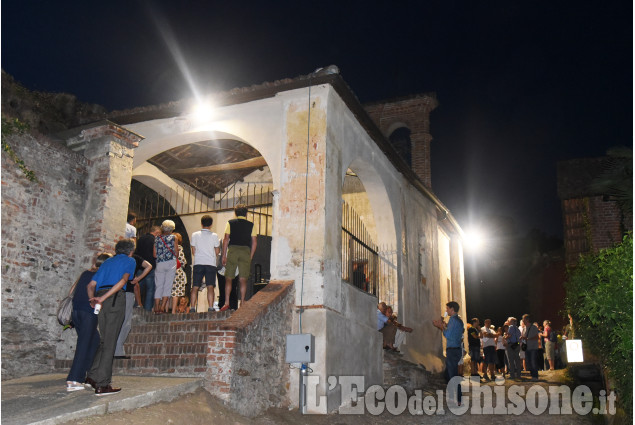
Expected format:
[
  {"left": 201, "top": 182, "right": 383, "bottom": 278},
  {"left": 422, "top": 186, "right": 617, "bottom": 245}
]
[
  {"left": 193, "top": 102, "right": 214, "bottom": 122},
  {"left": 464, "top": 230, "right": 485, "bottom": 251}
]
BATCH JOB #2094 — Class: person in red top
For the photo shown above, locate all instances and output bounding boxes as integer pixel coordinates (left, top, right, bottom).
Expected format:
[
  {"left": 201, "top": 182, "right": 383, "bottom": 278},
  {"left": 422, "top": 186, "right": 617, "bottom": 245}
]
[{"left": 541, "top": 320, "right": 556, "bottom": 371}]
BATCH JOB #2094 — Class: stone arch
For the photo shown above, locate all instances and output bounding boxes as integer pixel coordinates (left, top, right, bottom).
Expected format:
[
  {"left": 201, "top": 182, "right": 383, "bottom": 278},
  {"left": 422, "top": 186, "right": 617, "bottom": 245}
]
[
  {"left": 132, "top": 129, "right": 280, "bottom": 191},
  {"left": 129, "top": 127, "right": 276, "bottom": 307},
  {"left": 341, "top": 155, "right": 399, "bottom": 309},
  {"left": 385, "top": 121, "right": 410, "bottom": 138}
]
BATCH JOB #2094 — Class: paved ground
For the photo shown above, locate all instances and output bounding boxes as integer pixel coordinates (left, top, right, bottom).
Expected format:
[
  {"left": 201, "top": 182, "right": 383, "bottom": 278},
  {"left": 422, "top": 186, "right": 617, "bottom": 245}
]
[
  {"left": 2, "top": 370, "right": 604, "bottom": 425},
  {"left": 1, "top": 374, "right": 201, "bottom": 425}
]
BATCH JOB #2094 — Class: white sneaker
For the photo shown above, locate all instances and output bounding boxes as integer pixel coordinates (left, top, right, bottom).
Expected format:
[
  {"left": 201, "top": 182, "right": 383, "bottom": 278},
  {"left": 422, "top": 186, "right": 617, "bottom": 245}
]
[{"left": 66, "top": 381, "right": 85, "bottom": 392}]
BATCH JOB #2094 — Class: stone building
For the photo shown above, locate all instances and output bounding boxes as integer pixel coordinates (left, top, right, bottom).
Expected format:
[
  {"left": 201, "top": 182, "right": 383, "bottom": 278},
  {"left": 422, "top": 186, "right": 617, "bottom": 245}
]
[{"left": 1, "top": 67, "right": 465, "bottom": 413}]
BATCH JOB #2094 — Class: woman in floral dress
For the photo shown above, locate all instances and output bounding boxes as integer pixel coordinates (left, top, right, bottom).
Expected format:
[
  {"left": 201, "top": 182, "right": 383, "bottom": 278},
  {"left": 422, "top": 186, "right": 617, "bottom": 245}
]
[{"left": 171, "top": 232, "right": 188, "bottom": 314}]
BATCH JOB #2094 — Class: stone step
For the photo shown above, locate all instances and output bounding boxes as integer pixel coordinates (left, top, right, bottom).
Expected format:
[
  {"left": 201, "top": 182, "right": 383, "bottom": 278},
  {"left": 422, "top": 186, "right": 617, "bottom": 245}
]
[
  {"left": 125, "top": 332, "right": 212, "bottom": 344},
  {"left": 129, "top": 309, "right": 232, "bottom": 326},
  {"left": 55, "top": 308, "right": 234, "bottom": 377},
  {"left": 124, "top": 342, "right": 209, "bottom": 356},
  {"left": 111, "top": 355, "right": 208, "bottom": 376}
]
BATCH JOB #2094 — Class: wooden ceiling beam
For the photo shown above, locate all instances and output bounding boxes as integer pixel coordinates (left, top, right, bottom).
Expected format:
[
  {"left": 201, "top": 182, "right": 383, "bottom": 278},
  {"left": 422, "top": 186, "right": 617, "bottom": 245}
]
[{"left": 170, "top": 156, "right": 267, "bottom": 176}]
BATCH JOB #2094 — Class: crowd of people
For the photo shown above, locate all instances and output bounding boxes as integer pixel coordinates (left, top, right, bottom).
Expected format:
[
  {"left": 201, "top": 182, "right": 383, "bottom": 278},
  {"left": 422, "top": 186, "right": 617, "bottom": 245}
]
[
  {"left": 465, "top": 314, "right": 572, "bottom": 382},
  {"left": 65, "top": 205, "right": 257, "bottom": 395},
  {"left": 432, "top": 301, "right": 575, "bottom": 405}
]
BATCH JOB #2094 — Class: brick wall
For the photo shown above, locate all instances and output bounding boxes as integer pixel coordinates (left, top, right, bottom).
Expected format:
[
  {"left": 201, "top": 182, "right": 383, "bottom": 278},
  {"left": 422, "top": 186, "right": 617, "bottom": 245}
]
[
  {"left": 1, "top": 124, "right": 138, "bottom": 380},
  {"left": 587, "top": 196, "right": 627, "bottom": 249},
  {"left": 562, "top": 196, "right": 631, "bottom": 265},
  {"left": 364, "top": 94, "right": 438, "bottom": 188},
  {"left": 205, "top": 280, "right": 294, "bottom": 417},
  {"left": 1, "top": 133, "right": 91, "bottom": 379}
]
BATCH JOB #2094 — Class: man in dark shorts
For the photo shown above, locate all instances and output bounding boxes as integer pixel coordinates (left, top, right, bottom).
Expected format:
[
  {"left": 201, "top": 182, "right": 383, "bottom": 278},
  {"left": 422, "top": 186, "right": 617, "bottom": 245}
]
[
  {"left": 220, "top": 204, "right": 257, "bottom": 311},
  {"left": 467, "top": 318, "right": 482, "bottom": 379},
  {"left": 481, "top": 318, "right": 497, "bottom": 381},
  {"left": 190, "top": 215, "right": 221, "bottom": 313}
]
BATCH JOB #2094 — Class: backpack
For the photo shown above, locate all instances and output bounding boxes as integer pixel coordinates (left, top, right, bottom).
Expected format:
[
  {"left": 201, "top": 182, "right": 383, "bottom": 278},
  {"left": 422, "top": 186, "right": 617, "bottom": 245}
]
[{"left": 548, "top": 328, "right": 558, "bottom": 342}]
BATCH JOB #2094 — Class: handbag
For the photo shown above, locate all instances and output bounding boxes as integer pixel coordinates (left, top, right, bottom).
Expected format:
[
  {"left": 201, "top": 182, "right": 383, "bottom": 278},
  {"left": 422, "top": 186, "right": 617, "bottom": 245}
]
[
  {"left": 159, "top": 236, "right": 181, "bottom": 268},
  {"left": 56, "top": 296, "right": 73, "bottom": 326},
  {"left": 521, "top": 324, "right": 533, "bottom": 351},
  {"left": 56, "top": 275, "right": 81, "bottom": 326}
]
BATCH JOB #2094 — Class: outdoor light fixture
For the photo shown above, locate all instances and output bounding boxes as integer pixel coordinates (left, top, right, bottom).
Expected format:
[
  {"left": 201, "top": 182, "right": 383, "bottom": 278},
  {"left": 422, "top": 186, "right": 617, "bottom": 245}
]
[
  {"left": 192, "top": 101, "right": 214, "bottom": 123},
  {"left": 464, "top": 229, "right": 485, "bottom": 251}
]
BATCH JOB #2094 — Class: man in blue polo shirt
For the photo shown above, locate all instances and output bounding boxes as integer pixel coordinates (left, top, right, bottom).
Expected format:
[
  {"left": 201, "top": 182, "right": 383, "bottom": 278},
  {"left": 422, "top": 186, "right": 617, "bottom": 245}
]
[
  {"left": 433, "top": 301, "right": 465, "bottom": 405},
  {"left": 85, "top": 239, "right": 136, "bottom": 396}
]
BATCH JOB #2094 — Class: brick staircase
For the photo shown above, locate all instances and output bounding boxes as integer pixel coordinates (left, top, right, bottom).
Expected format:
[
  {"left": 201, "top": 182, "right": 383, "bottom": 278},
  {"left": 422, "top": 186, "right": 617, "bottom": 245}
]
[{"left": 56, "top": 309, "right": 232, "bottom": 377}]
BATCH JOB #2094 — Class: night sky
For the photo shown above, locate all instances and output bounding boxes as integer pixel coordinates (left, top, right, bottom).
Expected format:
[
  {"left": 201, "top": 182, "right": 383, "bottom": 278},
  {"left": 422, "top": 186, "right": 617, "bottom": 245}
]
[{"left": 2, "top": 1, "right": 632, "bottom": 239}]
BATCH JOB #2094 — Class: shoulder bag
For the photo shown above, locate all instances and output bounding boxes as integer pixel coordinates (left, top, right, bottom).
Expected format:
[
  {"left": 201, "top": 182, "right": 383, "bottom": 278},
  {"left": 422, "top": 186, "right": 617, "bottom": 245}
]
[
  {"left": 159, "top": 236, "right": 181, "bottom": 269},
  {"left": 56, "top": 274, "right": 81, "bottom": 326}
]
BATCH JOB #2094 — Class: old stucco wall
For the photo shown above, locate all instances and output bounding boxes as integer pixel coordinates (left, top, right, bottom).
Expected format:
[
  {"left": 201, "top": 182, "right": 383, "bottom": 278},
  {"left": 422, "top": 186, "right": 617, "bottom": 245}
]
[
  {"left": 102, "top": 82, "right": 464, "bottom": 411},
  {"left": 326, "top": 86, "right": 465, "bottom": 378}
]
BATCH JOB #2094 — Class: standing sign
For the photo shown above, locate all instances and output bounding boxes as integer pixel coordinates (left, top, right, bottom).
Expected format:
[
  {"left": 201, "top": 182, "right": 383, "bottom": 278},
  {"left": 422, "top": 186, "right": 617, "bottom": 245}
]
[{"left": 565, "top": 339, "right": 584, "bottom": 362}]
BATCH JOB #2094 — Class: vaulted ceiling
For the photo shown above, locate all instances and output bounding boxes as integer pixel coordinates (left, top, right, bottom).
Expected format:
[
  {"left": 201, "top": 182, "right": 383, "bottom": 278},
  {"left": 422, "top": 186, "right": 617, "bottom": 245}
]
[{"left": 148, "top": 139, "right": 266, "bottom": 198}]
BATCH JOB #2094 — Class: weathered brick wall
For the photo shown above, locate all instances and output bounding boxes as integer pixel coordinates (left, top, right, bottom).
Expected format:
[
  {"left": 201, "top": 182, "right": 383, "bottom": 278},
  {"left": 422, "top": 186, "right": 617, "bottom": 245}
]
[
  {"left": 364, "top": 94, "right": 438, "bottom": 188},
  {"left": 1, "top": 124, "right": 138, "bottom": 380},
  {"left": 587, "top": 196, "right": 628, "bottom": 249},
  {"left": 1, "top": 133, "right": 91, "bottom": 379},
  {"left": 205, "top": 281, "right": 294, "bottom": 417},
  {"left": 562, "top": 196, "right": 631, "bottom": 265}
]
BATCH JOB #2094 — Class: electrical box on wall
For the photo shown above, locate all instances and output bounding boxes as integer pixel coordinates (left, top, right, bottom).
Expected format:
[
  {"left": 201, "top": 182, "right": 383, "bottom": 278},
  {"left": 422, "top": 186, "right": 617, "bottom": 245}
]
[{"left": 285, "top": 334, "right": 315, "bottom": 363}]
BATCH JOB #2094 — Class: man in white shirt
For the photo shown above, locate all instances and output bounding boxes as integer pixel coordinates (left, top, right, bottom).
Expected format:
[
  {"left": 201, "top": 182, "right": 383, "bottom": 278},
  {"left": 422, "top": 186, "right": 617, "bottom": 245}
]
[
  {"left": 190, "top": 215, "right": 220, "bottom": 313},
  {"left": 125, "top": 212, "right": 137, "bottom": 240},
  {"left": 481, "top": 318, "right": 497, "bottom": 381}
]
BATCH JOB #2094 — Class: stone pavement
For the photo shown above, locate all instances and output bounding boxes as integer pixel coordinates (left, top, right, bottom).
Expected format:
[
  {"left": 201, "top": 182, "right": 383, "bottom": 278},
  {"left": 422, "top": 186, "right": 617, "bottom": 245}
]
[
  {"left": 1, "top": 370, "right": 606, "bottom": 425},
  {"left": 1, "top": 374, "right": 201, "bottom": 425}
]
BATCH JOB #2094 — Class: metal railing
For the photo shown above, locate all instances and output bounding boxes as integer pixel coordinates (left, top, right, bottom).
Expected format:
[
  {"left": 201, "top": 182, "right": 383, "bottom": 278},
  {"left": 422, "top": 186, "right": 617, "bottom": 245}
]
[
  {"left": 378, "top": 246, "right": 398, "bottom": 308},
  {"left": 341, "top": 201, "right": 379, "bottom": 295},
  {"left": 130, "top": 181, "right": 273, "bottom": 236}
]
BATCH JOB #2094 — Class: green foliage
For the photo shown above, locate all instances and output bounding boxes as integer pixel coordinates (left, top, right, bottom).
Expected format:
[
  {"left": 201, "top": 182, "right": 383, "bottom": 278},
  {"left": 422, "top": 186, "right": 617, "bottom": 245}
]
[
  {"left": 1, "top": 117, "right": 38, "bottom": 182},
  {"left": 565, "top": 234, "right": 633, "bottom": 416}
]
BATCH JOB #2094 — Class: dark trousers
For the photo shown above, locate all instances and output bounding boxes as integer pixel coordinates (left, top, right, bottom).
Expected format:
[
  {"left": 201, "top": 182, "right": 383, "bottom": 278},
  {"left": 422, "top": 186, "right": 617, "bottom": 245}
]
[
  {"left": 445, "top": 347, "right": 463, "bottom": 404},
  {"left": 66, "top": 309, "right": 100, "bottom": 383},
  {"left": 140, "top": 269, "right": 155, "bottom": 311},
  {"left": 506, "top": 345, "right": 521, "bottom": 378},
  {"left": 526, "top": 349, "right": 539, "bottom": 378},
  {"left": 87, "top": 290, "right": 125, "bottom": 387}
]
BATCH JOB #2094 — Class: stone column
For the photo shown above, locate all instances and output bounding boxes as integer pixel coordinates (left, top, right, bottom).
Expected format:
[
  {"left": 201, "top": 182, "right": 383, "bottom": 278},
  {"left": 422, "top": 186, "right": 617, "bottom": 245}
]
[{"left": 65, "top": 121, "right": 142, "bottom": 266}]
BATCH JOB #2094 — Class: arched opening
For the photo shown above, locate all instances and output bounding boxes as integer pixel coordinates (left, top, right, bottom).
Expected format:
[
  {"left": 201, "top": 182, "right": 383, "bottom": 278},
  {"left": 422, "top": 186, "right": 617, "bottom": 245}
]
[
  {"left": 341, "top": 165, "right": 398, "bottom": 310},
  {"left": 129, "top": 138, "right": 274, "bottom": 310},
  {"left": 388, "top": 126, "right": 412, "bottom": 167}
]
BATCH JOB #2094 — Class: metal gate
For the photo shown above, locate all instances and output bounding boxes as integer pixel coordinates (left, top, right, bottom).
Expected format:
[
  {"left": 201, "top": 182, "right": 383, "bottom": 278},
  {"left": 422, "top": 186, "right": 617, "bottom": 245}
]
[
  {"left": 129, "top": 180, "right": 273, "bottom": 236},
  {"left": 341, "top": 201, "right": 379, "bottom": 295}
]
